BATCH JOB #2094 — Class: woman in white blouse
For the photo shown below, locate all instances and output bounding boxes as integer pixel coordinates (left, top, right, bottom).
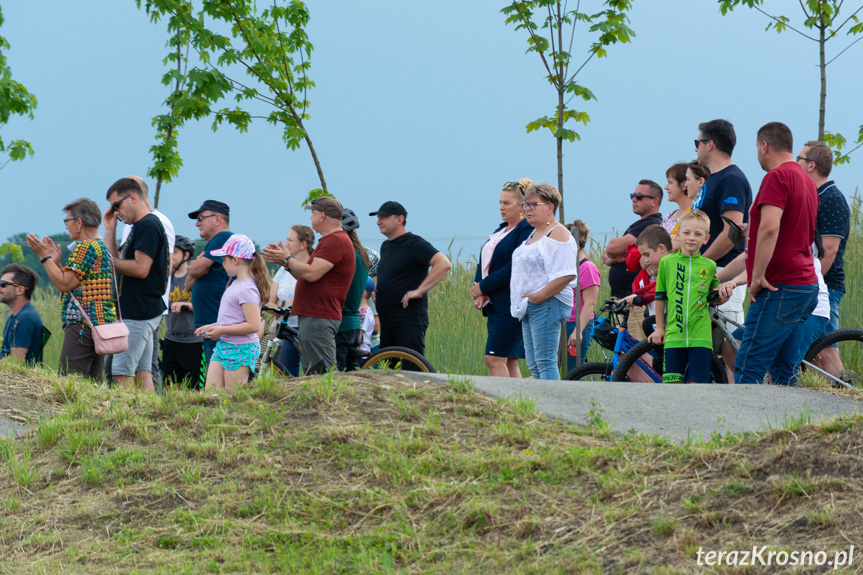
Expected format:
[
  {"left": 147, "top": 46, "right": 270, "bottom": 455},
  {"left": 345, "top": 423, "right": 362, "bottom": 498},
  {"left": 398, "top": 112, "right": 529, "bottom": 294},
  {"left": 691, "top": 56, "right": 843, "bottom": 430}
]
[
  {"left": 266, "top": 225, "right": 314, "bottom": 376},
  {"left": 510, "top": 183, "right": 580, "bottom": 380}
]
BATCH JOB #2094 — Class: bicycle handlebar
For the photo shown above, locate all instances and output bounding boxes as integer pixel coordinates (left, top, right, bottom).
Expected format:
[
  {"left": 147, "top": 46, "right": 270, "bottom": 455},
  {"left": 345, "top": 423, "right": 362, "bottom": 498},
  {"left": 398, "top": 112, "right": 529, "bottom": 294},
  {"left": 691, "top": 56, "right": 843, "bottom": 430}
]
[{"left": 262, "top": 305, "right": 292, "bottom": 316}]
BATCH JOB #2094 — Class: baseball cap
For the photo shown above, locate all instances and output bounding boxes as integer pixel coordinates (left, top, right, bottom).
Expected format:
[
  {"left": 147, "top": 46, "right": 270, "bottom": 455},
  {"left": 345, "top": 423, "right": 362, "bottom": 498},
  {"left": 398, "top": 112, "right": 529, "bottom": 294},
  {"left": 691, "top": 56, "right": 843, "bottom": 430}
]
[
  {"left": 210, "top": 233, "right": 256, "bottom": 260},
  {"left": 304, "top": 196, "right": 343, "bottom": 219},
  {"left": 188, "top": 200, "right": 230, "bottom": 219},
  {"left": 369, "top": 201, "right": 407, "bottom": 218}
]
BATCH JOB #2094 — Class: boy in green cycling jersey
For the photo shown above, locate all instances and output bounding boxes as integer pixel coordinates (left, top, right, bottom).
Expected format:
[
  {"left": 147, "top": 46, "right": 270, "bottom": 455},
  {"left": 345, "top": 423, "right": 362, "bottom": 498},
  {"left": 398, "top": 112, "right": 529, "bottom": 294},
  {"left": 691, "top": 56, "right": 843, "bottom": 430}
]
[{"left": 648, "top": 210, "right": 723, "bottom": 383}]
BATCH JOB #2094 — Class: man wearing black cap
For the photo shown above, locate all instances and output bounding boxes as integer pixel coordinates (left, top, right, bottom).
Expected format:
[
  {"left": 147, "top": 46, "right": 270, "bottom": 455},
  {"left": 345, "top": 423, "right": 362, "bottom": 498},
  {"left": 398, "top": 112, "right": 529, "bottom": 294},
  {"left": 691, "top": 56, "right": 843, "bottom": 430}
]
[
  {"left": 186, "top": 200, "right": 232, "bottom": 366},
  {"left": 370, "top": 201, "right": 451, "bottom": 359}
]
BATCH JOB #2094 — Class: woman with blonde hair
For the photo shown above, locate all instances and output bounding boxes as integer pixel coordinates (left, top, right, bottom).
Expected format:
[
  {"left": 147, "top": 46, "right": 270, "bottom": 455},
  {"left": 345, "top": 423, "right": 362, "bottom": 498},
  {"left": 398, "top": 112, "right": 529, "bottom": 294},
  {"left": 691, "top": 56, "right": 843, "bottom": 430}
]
[
  {"left": 565, "top": 220, "right": 600, "bottom": 372},
  {"left": 471, "top": 179, "right": 534, "bottom": 377},
  {"left": 509, "top": 183, "right": 579, "bottom": 380}
]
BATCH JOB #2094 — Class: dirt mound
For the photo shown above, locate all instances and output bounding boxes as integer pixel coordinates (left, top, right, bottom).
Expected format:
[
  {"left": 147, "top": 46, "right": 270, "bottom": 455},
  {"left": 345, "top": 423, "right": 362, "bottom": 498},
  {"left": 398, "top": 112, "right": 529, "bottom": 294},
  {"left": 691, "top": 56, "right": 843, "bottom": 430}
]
[{"left": 1, "top": 367, "right": 862, "bottom": 573}]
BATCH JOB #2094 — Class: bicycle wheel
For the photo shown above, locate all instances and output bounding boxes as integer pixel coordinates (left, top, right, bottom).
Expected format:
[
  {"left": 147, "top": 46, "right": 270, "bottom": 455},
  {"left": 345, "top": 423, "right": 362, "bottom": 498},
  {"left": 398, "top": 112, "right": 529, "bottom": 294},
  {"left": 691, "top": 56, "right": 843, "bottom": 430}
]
[
  {"left": 612, "top": 340, "right": 728, "bottom": 383},
  {"left": 802, "top": 328, "right": 863, "bottom": 387},
  {"left": 563, "top": 362, "right": 613, "bottom": 381},
  {"left": 361, "top": 346, "right": 436, "bottom": 373}
]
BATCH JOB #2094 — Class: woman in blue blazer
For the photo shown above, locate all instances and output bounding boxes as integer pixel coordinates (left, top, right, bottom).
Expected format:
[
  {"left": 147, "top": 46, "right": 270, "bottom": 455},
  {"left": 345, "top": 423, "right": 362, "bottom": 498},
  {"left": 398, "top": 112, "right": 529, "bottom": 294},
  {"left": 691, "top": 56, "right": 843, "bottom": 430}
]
[{"left": 471, "top": 179, "right": 534, "bottom": 377}]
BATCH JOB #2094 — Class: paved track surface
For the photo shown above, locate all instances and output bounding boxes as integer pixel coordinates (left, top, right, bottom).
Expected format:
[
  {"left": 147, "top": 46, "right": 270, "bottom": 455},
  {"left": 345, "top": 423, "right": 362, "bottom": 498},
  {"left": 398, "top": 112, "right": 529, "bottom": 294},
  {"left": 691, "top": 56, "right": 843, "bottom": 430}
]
[
  {"left": 402, "top": 373, "right": 862, "bottom": 441},
  {"left": 0, "top": 416, "right": 25, "bottom": 438}
]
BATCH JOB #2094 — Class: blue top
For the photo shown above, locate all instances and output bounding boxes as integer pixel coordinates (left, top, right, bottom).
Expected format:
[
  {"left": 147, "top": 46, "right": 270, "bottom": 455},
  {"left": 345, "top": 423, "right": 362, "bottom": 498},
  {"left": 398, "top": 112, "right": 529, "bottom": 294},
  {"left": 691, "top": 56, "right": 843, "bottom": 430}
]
[
  {"left": 192, "top": 230, "right": 233, "bottom": 328},
  {"left": 817, "top": 181, "right": 850, "bottom": 293},
  {"left": 1, "top": 302, "right": 45, "bottom": 364},
  {"left": 474, "top": 218, "right": 534, "bottom": 315},
  {"left": 696, "top": 164, "right": 752, "bottom": 267}
]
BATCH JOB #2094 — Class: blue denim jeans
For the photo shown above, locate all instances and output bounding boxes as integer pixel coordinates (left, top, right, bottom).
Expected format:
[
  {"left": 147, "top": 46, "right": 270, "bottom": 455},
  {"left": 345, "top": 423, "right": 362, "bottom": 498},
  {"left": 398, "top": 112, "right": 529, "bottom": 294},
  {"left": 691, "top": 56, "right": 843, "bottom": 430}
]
[
  {"left": 826, "top": 288, "right": 844, "bottom": 349},
  {"left": 565, "top": 320, "right": 594, "bottom": 373},
  {"left": 522, "top": 297, "right": 570, "bottom": 380},
  {"left": 734, "top": 283, "right": 818, "bottom": 385}
]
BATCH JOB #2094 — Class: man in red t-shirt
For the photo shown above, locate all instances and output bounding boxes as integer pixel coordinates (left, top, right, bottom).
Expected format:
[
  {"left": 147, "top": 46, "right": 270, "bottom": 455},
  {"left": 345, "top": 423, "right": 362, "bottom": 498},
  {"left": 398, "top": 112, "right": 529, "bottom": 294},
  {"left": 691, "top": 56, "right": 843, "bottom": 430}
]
[
  {"left": 262, "top": 197, "right": 355, "bottom": 374},
  {"left": 734, "top": 122, "right": 819, "bottom": 385}
]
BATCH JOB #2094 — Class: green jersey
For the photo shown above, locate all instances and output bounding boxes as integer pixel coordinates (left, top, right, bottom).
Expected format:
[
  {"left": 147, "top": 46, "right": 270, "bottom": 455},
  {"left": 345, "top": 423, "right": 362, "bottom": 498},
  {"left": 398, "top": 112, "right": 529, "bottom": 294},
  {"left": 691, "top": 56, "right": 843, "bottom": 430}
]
[{"left": 654, "top": 252, "right": 720, "bottom": 349}]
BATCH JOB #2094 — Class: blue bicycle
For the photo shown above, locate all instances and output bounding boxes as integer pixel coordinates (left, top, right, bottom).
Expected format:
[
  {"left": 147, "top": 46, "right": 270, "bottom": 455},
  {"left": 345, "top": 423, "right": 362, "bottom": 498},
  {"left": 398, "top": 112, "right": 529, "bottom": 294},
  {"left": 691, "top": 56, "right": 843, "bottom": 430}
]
[
  {"left": 565, "top": 298, "right": 727, "bottom": 383},
  {"left": 564, "top": 299, "right": 662, "bottom": 382}
]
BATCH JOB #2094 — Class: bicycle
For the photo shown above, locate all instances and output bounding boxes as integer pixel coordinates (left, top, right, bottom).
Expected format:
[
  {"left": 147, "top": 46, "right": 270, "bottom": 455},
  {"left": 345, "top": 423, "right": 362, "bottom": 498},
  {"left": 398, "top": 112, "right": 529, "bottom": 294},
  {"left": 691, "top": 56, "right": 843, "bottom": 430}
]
[
  {"left": 260, "top": 305, "right": 438, "bottom": 374},
  {"left": 611, "top": 299, "right": 863, "bottom": 387},
  {"left": 259, "top": 305, "right": 299, "bottom": 377},
  {"left": 563, "top": 298, "right": 664, "bottom": 382}
]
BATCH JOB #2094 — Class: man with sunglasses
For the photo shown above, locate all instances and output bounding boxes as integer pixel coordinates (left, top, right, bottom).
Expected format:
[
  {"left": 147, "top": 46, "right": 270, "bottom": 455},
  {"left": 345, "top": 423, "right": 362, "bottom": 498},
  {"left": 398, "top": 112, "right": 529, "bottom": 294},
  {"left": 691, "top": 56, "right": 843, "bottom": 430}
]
[
  {"left": 601, "top": 180, "right": 663, "bottom": 300},
  {"left": 109, "top": 176, "right": 175, "bottom": 389},
  {"left": 185, "top": 200, "right": 233, "bottom": 367},
  {"left": 0, "top": 264, "right": 45, "bottom": 365},
  {"left": 103, "top": 177, "right": 170, "bottom": 392},
  {"left": 693, "top": 119, "right": 753, "bottom": 327}
]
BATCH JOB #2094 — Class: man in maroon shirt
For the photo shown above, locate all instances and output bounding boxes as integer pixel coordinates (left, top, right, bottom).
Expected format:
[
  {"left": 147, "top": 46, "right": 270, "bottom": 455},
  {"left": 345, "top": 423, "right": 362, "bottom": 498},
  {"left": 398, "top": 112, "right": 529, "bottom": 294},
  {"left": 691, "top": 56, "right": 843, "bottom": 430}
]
[
  {"left": 734, "top": 122, "right": 819, "bottom": 385},
  {"left": 262, "top": 197, "right": 355, "bottom": 374}
]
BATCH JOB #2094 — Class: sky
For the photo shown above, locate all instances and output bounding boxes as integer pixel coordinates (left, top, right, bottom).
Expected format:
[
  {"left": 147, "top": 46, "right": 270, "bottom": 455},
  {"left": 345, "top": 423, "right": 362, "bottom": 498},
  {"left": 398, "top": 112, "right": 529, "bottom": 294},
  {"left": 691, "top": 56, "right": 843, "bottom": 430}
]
[{"left": 2, "top": 1, "right": 862, "bottom": 260}]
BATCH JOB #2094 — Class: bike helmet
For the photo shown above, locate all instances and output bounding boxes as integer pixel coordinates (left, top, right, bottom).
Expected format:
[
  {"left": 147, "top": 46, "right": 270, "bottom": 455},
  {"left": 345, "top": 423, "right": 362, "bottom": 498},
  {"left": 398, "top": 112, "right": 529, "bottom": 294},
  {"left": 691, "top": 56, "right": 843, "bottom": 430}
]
[
  {"left": 367, "top": 248, "right": 380, "bottom": 277},
  {"left": 592, "top": 317, "right": 618, "bottom": 351},
  {"left": 174, "top": 235, "right": 196, "bottom": 256},
  {"left": 341, "top": 208, "right": 360, "bottom": 233}
]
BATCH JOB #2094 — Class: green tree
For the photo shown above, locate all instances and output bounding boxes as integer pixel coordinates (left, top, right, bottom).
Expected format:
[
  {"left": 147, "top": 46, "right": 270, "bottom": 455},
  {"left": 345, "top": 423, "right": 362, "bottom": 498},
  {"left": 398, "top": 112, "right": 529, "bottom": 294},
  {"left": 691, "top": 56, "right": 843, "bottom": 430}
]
[
  {"left": 502, "top": 0, "right": 634, "bottom": 223},
  {"left": 138, "top": 0, "right": 328, "bottom": 207},
  {"left": 718, "top": 0, "right": 863, "bottom": 164},
  {"left": 0, "top": 5, "right": 37, "bottom": 170},
  {"left": 1, "top": 6, "right": 38, "bottom": 262}
]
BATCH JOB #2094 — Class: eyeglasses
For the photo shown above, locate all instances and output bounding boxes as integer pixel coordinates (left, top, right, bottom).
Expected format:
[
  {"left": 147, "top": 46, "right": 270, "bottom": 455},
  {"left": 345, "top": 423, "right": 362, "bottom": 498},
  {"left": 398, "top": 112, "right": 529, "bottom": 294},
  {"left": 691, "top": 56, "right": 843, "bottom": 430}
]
[
  {"left": 630, "top": 193, "right": 658, "bottom": 201},
  {"left": 196, "top": 214, "right": 219, "bottom": 223},
  {"left": 0, "top": 280, "right": 25, "bottom": 289},
  {"left": 63, "top": 217, "right": 78, "bottom": 225},
  {"left": 694, "top": 139, "right": 711, "bottom": 148},
  {"left": 110, "top": 194, "right": 132, "bottom": 213},
  {"left": 504, "top": 181, "right": 525, "bottom": 191},
  {"left": 522, "top": 202, "right": 548, "bottom": 211},
  {"left": 796, "top": 155, "right": 813, "bottom": 163}
]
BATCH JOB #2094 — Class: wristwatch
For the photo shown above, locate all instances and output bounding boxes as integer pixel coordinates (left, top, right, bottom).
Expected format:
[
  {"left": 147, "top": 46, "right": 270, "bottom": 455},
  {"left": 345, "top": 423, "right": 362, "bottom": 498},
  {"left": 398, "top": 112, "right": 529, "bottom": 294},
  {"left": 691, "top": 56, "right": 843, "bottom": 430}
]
[{"left": 282, "top": 255, "right": 295, "bottom": 269}]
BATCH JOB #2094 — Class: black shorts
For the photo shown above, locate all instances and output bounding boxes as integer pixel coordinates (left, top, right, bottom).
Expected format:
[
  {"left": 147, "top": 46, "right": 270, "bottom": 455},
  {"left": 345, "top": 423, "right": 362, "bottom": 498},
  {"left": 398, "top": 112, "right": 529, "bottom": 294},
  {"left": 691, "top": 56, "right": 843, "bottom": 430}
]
[{"left": 162, "top": 339, "right": 204, "bottom": 389}]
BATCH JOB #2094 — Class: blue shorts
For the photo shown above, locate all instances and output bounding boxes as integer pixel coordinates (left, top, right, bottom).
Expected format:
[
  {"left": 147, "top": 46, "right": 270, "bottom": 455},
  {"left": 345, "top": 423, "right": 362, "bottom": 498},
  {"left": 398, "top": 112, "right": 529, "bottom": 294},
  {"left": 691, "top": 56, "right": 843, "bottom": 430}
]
[
  {"left": 212, "top": 340, "right": 261, "bottom": 372},
  {"left": 663, "top": 346, "right": 713, "bottom": 383}
]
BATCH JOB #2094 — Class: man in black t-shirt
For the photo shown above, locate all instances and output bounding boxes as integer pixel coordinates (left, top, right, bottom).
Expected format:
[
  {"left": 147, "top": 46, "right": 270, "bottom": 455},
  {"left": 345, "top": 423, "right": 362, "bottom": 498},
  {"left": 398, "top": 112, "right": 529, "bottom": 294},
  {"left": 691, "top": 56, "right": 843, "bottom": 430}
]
[
  {"left": 103, "top": 177, "right": 169, "bottom": 393},
  {"left": 370, "top": 201, "right": 451, "bottom": 357},
  {"left": 602, "top": 180, "right": 663, "bottom": 299},
  {"left": 693, "top": 119, "right": 753, "bottom": 327}
]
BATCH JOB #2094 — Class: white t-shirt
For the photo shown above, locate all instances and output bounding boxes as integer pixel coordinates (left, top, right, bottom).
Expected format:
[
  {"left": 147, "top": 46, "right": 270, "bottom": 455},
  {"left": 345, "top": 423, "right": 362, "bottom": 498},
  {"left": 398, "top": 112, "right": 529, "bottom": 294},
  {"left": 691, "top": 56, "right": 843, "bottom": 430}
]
[
  {"left": 272, "top": 268, "right": 299, "bottom": 328},
  {"left": 122, "top": 208, "right": 176, "bottom": 314},
  {"left": 359, "top": 305, "right": 375, "bottom": 352}
]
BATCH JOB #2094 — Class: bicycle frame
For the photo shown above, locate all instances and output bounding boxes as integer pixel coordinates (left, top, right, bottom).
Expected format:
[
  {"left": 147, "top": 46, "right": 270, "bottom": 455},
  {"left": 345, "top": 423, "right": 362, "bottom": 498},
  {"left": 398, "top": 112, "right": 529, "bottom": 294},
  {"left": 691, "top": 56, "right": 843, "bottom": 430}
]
[
  {"left": 711, "top": 306, "right": 851, "bottom": 388},
  {"left": 590, "top": 299, "right": 662, "bottom": 382},
  {"left": 260, "top": 305, "right": 300, "bottom": 375}
]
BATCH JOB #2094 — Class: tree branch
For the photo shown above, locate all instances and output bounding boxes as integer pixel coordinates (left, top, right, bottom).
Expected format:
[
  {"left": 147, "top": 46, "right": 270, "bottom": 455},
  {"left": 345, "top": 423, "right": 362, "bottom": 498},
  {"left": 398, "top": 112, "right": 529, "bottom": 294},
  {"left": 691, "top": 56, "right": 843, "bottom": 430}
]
[
  {"left": 825, "top": 34, "right": 863, "bottom": 66},
  {"left": 754, "top": 5, "right": 819, "bottom": 41},
  {"left": 828, "top": 3, "right": 863, "bottom": 38},
  {"left": 512, "top": 2, "right": 555, "bottom": 83}
]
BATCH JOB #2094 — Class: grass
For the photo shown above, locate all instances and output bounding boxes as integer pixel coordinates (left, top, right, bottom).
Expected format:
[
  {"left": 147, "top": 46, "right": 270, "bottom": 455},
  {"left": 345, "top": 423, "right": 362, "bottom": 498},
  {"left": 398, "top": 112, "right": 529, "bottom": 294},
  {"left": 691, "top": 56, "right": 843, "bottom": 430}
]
[{"left": 2, "top": 365, "right": 863, "bottom": 573}]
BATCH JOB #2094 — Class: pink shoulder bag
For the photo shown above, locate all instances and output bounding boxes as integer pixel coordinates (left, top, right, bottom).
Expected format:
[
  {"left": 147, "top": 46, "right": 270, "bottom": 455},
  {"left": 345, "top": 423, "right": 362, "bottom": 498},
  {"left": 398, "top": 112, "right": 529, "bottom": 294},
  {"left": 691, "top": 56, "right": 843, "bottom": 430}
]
[{"left": 69, "top": 255, "right": 129, "bottom": 356}]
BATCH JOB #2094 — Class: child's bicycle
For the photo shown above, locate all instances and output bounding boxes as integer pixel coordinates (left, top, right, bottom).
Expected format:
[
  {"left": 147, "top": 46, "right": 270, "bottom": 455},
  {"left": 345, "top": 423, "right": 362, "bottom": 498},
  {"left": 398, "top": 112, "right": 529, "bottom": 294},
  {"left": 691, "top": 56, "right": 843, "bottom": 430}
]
[
  {"left": 259, "top": 305, "right": 438, "bottom": 375},
  {"left": 565, "top": 298, "right": 726, "bottom": 383}
]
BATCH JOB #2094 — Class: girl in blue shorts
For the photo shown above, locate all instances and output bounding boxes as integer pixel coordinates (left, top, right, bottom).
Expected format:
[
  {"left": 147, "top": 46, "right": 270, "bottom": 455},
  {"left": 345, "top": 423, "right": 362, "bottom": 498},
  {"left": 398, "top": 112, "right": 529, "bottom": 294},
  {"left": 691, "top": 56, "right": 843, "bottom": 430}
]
[{"left": 195, "top": 234, "right": 270, "bottom": 391}]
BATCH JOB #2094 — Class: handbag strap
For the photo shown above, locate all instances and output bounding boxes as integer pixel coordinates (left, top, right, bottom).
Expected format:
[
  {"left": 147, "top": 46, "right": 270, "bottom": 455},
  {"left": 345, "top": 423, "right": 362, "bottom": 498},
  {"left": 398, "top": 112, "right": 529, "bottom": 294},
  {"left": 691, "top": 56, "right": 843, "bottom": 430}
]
[{"left": 68, "top": 241, "right": 123, "bottom": 326}]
